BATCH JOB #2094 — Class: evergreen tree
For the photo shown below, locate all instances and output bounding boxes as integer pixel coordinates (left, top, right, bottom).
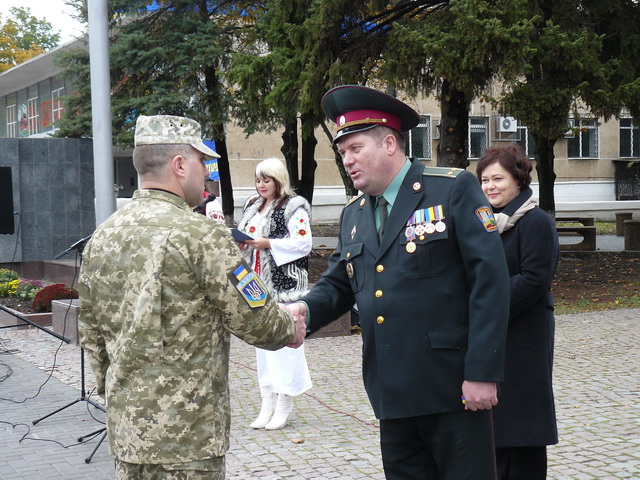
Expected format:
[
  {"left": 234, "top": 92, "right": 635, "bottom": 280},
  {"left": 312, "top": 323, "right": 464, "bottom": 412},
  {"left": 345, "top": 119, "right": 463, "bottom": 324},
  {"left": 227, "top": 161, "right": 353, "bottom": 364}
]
[{"left": 55, "top": 0, "right": 249, "bottom": 221}]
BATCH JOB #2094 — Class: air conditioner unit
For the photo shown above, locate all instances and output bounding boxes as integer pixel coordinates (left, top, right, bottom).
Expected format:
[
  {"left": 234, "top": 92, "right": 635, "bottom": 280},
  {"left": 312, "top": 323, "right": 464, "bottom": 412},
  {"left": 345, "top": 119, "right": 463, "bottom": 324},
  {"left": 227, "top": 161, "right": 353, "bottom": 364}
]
[
  {"left": 497, "top": 116, "right": 518, "bottom": 133},
  {"left": 432, "top": 119, "right": 441, "bottom": 140}
]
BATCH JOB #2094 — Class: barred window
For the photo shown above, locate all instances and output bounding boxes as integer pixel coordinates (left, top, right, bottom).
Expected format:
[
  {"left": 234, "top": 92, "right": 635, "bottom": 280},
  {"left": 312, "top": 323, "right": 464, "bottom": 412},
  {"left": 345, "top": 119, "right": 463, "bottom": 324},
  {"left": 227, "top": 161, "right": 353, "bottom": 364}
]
[
  {"left": 28, "top": 97, "right": 39, "bottom": 135},
  {"left": 405, "top": 115, "right": 431, "bottom": 160},
  {"left": 6, "top": 104, "right": 17, "bottom": 137},
  {"left": 469, "top": 117, "right": 489, "bottom": 159},
  {"left": 516, "top": 125, "right": 536, "bottom": 158},
  {"left": 52, "top": 88, "right": 65, "bottom": 124},
  {"left": 567, "top": 118, "right": 598, "bottom": 159},
  {"left": 620, "top": 118, "right": 640, "bottom": 158}
]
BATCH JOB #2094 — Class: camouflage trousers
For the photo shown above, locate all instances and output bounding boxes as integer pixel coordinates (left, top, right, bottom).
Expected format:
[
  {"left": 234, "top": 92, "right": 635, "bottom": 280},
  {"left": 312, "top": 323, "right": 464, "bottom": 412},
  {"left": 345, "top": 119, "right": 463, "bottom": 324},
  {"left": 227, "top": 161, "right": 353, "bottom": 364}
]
[{"left": 115, "top": 457, "right": 224, "bottom": 480}]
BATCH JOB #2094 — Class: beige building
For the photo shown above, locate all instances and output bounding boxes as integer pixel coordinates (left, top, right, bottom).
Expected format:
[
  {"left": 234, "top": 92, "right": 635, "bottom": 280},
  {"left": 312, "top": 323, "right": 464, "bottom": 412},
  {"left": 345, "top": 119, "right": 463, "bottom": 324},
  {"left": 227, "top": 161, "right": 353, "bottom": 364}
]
[{"left": 2, "top": 37, "right": 639, "bottom": 203}]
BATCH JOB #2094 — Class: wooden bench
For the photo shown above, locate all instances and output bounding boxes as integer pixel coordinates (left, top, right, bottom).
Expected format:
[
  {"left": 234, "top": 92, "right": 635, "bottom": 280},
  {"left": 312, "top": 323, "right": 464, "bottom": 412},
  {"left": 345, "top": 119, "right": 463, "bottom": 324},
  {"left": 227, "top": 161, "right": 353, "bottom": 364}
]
[
  {"left": 556, "top": 216, "right": 595, "bottom": 226},
  {"left": 556, "top": 217, "right": 596, "bottom": 251}
]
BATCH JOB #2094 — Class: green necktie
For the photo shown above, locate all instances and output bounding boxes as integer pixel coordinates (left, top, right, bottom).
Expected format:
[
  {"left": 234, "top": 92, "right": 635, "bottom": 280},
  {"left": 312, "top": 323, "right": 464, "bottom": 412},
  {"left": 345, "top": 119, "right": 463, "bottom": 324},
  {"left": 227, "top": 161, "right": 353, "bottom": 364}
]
[{"left": 378, "top": 196, "right": 388, "bottom": 242}]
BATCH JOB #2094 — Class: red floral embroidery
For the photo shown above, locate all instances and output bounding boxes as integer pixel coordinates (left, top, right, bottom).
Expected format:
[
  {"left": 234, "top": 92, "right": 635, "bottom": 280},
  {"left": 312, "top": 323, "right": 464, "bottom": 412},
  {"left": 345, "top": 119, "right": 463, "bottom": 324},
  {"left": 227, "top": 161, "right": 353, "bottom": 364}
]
[
  {"left": 249, "top": 226, "right": 256, "bottom": 233},
  {"left": 298, "top": 229, "right": 307, "bottom": 236}
]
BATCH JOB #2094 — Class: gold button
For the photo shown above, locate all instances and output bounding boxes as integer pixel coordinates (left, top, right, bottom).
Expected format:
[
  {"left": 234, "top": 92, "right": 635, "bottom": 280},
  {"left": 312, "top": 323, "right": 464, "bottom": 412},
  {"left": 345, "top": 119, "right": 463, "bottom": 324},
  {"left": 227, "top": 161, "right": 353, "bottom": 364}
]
[
  {"left": 376, "top": 316, "right": 384, "bottom": 324},
  {"left": 346, "top": 252, "right": 351, "bottom": 258},
  {"left": 375, "top": 290, "right": 383, "bottom": 298},
  {"left": 376, "top": 264, "right": 384, "bottom": 272}
]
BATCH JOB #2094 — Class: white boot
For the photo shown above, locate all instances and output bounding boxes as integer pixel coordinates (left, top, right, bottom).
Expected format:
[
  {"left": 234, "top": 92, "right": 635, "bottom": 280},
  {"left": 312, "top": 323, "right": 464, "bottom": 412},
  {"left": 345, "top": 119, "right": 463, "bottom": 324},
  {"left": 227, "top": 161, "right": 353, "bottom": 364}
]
[
  {"left": 264, "top": 394, "right": 293, "bottom": 430},
  {"left": 250, "top": 386, "right": 277, "bottom": 429}
]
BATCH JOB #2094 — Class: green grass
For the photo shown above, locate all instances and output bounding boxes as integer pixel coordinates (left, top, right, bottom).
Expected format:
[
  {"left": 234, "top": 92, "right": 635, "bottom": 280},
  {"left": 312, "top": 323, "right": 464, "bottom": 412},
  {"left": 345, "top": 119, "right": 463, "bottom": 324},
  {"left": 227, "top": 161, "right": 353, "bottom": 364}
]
[
  {"left": 555, "top": 291, "right": 640, "bottom": 315},
  {"left": 555, "top": 221, "right": 616, "bottom": 235},
  {"left": 595, "top": 222, "right": 616, "bottom": 235}
]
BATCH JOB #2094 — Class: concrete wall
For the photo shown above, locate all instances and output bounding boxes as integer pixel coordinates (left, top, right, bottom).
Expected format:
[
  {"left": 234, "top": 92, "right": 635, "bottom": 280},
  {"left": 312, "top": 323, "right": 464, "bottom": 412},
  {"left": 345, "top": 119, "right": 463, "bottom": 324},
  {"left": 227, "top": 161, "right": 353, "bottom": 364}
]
[{"left": 0, "top": 138, "right": 95, "bottom": 263}]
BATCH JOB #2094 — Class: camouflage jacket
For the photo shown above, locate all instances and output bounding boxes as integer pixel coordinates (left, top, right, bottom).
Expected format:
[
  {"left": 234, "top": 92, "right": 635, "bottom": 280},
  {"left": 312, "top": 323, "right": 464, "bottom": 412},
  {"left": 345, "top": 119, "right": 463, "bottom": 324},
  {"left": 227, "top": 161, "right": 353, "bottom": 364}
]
[{"left": 78, "top": 189, "right": 295, "bottom": 464}]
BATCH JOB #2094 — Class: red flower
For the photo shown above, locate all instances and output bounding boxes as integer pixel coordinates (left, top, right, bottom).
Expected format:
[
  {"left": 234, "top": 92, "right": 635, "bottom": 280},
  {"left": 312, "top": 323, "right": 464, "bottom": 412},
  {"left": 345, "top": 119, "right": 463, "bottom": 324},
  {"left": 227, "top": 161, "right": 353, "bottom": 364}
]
[
  {"left": 249, "top": 226, "right": 256, "bottom": 233},
  {"left": 298, "top": 229, "right": 307, "bottom": 236}
]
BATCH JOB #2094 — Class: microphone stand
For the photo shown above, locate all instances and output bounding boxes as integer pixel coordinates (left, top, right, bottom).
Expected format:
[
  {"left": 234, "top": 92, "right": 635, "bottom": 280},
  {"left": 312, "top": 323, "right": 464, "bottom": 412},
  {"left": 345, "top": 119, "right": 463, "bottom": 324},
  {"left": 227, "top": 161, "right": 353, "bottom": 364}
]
[{"left": 31, "top": 236, "right": 107, "bottom": 464}]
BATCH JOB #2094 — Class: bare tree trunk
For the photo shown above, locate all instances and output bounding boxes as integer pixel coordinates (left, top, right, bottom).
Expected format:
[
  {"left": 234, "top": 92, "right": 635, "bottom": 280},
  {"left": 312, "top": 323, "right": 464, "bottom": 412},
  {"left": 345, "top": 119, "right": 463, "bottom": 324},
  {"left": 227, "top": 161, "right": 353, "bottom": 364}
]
[
  {"left": 437, "top": 79, "right": 470, "bottom": 169},
  {"left": 202, "top": 64, "right": 234, "bottom": 225},
  {"left": 299, "top": 113, "right": 317, "bottom": 203},
  {"left": 281, "top": 117, "right": 300, "bottom": 191},
  {"left": 534, "top": 134, "right": 557, "bottom": 215},
  {"left": 320, "top": 122, "right": 357, "bottom": 198}
]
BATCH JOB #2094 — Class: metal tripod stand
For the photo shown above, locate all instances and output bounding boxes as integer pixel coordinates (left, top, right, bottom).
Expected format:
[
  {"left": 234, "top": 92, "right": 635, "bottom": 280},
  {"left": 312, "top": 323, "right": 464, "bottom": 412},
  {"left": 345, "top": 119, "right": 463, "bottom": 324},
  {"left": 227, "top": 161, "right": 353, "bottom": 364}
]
[
  {"left": 30, "top": 235, "right": 107, "bottom": 463},
  {"left": 32, "top": 347, "right": 107, "bottom": 463}
]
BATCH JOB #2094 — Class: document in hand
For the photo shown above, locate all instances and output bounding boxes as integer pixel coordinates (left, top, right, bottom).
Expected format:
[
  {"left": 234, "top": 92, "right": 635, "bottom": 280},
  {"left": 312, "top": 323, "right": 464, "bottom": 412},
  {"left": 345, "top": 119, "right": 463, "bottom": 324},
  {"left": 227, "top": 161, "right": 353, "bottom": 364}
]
[{"left": 231, "top": 228, "right": 253, "bottom": 243}]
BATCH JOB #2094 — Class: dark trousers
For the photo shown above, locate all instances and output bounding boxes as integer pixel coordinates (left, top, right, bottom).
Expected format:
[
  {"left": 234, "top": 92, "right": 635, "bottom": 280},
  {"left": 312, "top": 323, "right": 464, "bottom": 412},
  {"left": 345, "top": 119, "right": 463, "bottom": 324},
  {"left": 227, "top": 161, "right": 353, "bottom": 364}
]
[
  {"left": 495, "top": 446, "right": 547, "bottom": 480},
  {"left": 380, "top": 410, "right": 497, "bottom": 480}
]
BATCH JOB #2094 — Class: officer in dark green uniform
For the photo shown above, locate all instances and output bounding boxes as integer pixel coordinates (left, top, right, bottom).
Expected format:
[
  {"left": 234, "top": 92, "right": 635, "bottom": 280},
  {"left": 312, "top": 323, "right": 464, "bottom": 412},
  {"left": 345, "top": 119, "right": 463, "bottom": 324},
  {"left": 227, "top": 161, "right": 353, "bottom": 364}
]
[{"left": 288, "top": 85, "right": 510, "bottom": 479}]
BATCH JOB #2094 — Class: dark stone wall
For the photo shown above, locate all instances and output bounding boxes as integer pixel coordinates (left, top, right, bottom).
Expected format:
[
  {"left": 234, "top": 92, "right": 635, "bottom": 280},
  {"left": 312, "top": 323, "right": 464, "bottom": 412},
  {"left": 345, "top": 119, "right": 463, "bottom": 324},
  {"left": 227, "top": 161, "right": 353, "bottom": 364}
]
[{"left": 0, "top": 138, "right": 95, "bottom": 262}]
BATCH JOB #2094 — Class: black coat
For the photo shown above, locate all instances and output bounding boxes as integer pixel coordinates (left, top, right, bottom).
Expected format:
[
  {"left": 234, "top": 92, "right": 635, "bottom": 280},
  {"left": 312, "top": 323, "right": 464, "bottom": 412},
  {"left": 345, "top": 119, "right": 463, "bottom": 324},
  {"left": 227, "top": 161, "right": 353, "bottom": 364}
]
[
  {"left": 303, "top": 161, "right": 510, "bottom": 420},
  {"left": 492, "top": 187, "right": 559, "bottom": 447}
]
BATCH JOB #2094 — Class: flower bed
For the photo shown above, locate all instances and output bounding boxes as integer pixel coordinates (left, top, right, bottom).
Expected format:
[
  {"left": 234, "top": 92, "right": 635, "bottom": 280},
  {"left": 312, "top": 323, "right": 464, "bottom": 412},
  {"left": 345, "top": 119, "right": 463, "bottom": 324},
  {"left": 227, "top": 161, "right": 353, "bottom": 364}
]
[{"left": 0, "top": 269, "right": 77, "bottom": 328}]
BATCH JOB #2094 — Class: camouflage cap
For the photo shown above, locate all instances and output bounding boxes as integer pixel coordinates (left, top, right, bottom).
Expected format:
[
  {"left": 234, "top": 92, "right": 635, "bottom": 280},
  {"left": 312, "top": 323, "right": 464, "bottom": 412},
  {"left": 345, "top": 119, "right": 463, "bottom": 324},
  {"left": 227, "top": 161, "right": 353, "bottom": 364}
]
[{"left": 134, "top": 115, "right": 220, "bottom": 159}]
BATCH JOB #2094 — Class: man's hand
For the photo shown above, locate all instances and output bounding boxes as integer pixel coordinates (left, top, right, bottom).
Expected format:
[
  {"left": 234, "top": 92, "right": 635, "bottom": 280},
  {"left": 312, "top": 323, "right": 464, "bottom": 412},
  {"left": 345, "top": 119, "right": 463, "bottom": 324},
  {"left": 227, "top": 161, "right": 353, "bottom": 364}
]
[
  {"left": 280, "top": 302, "right": 307, "bottom": 348},
  {"left": 461, "top": 380, "right": 498, "bottom": 411}
]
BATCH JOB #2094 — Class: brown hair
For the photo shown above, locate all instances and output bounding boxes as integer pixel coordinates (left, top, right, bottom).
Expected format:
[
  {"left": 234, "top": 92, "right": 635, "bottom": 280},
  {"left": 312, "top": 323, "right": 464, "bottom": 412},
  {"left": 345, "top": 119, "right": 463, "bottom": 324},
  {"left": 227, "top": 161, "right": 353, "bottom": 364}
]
[{"left": 476, "top": 145, "right": 532, "bottom": 188}]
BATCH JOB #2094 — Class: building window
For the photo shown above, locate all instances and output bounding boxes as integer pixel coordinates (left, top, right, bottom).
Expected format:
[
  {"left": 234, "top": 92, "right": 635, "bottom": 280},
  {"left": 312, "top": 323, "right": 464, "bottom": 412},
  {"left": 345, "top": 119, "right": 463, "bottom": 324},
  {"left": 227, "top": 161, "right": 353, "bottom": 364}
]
[
  {"left": 567, "top": 118, "right": 598, "bottom": 158},
  {"left": 28, "top": 97, "right": 39, "bottom": 135},
  {"left": 469, "top": 116, "right": 489, "bottom": 159},
  {"left": 405, "top": 115, "right": 431, "bottom": 160},
  {"left": 6, "top": 104, "right": 17, "bottom": 137},
  {"left": 52, "top": 88, "right": 64, "bottom": 124},
  {"left": 620, "top": 118, "right": 640, "bottom": 158},
  {"left": 516, "top": 125, "right": 536, "bottom": 158}
]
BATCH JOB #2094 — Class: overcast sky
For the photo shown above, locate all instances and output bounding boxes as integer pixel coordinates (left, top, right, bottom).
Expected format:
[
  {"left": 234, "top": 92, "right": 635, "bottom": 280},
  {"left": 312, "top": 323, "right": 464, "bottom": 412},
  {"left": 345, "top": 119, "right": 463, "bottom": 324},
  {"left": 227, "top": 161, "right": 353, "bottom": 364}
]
[{"left": 0, "top": 0, "right": 86, "bottom": 44}]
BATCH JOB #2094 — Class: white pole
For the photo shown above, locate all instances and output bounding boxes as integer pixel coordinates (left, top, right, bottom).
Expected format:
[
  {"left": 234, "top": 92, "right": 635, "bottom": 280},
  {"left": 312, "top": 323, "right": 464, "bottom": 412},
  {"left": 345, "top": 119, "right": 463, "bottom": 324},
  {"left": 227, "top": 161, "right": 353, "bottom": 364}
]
[{"left": 87, "top": 0, "right": 116, "bottom": 226}]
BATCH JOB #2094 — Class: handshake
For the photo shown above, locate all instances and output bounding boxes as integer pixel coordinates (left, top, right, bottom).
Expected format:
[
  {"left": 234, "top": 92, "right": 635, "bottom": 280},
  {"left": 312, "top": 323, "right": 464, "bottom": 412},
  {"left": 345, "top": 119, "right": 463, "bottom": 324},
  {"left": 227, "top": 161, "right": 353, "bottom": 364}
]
[{"left": 279, "top": 302, "right": 308, "bottom": 349}]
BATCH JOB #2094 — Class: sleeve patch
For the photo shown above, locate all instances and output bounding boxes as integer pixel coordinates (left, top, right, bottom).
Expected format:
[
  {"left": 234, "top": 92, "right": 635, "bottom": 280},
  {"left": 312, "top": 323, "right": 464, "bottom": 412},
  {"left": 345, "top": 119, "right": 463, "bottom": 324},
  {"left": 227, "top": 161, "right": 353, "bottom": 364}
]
[
  {"left": 228, "top": 264, "right": 268, "bottom": 308},
  {"left": 475, "top": 206, "right": 498, "bottom": 232}
]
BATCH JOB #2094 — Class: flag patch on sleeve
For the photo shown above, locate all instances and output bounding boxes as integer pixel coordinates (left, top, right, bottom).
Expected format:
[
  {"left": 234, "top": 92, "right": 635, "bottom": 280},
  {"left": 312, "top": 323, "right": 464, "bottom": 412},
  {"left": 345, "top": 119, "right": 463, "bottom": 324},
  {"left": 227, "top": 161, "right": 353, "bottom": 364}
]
[
  {"left": 475, "top": 206, "right": 498, "bottom": 232},
  {"left": 229, "top": 264, "right": 268, "bottom": 308}
]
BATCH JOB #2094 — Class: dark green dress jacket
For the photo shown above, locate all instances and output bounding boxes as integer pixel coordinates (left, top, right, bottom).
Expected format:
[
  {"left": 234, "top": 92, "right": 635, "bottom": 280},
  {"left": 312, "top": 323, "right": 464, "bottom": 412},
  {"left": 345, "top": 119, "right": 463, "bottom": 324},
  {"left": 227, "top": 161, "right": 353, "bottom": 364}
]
[{"left": 303, "top": 160, "right": 510, "bottom": 420}]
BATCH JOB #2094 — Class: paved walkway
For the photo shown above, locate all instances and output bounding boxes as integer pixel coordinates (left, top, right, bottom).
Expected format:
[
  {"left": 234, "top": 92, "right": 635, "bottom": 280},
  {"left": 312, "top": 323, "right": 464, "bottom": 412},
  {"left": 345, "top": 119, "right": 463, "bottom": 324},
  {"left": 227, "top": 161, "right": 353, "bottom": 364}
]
[{"left": 1, "top": 307, "right": 639, "bottom": 479}]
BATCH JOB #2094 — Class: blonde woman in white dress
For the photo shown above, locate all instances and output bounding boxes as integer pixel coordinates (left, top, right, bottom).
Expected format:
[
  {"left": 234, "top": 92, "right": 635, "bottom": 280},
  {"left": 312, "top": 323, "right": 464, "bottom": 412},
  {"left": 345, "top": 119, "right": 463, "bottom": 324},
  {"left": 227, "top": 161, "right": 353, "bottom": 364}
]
[{"left": 237, "top": 158, "right": 313, "bottom": 430}]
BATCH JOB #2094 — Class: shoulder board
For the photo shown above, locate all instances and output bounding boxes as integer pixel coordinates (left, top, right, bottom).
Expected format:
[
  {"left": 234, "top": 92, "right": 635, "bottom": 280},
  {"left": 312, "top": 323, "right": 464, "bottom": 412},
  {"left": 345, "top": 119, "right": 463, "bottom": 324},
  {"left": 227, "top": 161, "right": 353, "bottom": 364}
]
[
  {"left": 423, "top": 166, "right": 464, "bottom": 178},
  {"left": 346, "top": 192, "right": 364, "bottom": 206}
]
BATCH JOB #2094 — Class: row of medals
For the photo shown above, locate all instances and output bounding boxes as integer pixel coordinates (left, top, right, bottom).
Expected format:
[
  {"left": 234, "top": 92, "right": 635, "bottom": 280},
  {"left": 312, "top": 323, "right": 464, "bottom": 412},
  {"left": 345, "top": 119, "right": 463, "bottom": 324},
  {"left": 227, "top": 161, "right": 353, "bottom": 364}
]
[{"left": 404, "top": 220, "right": 446, "bottom": 253}]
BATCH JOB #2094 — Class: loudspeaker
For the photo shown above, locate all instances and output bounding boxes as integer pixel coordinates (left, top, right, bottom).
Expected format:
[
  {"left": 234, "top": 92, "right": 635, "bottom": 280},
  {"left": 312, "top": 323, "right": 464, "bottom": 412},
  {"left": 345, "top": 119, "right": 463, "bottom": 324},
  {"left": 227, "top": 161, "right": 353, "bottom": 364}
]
[{"left": 0, "top": 167, "right": 15, "bottom": 235}]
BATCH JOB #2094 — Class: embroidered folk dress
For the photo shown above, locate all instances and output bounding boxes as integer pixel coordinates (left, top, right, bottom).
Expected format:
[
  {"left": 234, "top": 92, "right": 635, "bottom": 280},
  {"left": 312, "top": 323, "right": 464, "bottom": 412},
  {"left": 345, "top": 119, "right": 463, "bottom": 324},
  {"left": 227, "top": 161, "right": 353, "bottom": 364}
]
[{"left": 239, "top": 195, "right": 313, "bottom": 396}]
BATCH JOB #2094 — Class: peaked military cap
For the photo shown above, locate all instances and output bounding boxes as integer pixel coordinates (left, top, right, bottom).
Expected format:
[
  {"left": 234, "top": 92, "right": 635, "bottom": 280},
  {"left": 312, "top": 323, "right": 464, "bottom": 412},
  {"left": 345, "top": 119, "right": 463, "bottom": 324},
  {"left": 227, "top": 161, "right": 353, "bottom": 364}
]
[
  {"left": 135, "top": 115, "right": 220, "bottom": 159},
  {"left": 321, "top": 85, "right": 420, "bottom": 142}
]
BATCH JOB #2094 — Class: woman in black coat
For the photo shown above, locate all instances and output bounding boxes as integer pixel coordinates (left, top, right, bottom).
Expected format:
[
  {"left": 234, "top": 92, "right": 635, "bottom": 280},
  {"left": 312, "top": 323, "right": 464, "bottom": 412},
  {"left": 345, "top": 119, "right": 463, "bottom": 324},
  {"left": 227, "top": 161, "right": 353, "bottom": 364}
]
[{"left": 476, "top": 145, "right": 559, "bottom": 480}]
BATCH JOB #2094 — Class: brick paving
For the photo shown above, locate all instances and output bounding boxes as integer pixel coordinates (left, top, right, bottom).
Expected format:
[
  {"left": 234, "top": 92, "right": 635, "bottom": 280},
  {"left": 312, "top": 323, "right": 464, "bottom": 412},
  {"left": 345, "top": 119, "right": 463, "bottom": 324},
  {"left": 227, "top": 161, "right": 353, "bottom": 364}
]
[{"left": 1, "top": 306, "right": 639, "bottom": 479}]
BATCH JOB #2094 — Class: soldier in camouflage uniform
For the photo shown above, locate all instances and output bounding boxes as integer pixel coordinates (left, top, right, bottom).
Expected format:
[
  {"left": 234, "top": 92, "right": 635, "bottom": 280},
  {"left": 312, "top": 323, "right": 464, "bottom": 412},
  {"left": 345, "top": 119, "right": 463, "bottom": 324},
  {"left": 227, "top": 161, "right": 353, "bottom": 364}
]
[{"left": 78, "top": 115, "right": 305, "bottom": 479}]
